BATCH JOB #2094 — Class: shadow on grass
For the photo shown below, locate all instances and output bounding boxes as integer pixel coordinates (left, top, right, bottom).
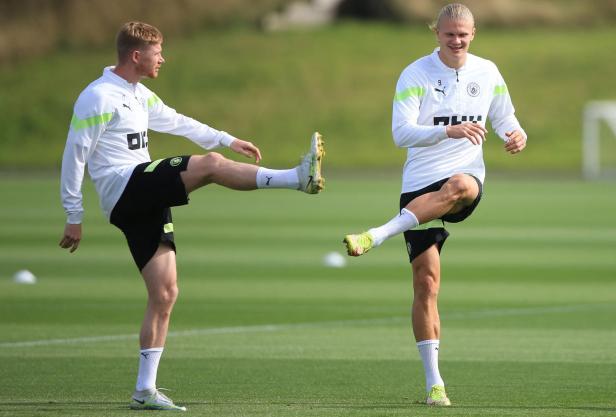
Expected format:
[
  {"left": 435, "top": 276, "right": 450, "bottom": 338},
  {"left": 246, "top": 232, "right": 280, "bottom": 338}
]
[
  {"left": 0, "top": 401, "right": 129, "bottom": 410},
  {"left": 310, "top": 402, "right": 616, "bottom": 413},
  {"left": 2, "top": 401, "right": 615, "bottom": 414}
]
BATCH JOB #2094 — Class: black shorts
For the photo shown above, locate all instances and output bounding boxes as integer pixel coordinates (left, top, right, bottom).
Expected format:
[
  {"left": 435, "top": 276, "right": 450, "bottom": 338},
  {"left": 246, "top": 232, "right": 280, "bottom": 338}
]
[
  {"left": 399, "top": 175, "right": 483, "bottom": 263},
  {"left": 110, "top": 156, "right": 191, "bottom": 271}
]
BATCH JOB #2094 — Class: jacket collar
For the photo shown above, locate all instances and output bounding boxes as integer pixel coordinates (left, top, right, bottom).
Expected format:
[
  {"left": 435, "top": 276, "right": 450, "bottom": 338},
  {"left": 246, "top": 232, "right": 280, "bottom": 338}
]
[
  {"left": 102, "top": 66, "right": 138, "bottom": 92},
  {"left": 431, "top": 47, "right": 470, "bottom": 73}
]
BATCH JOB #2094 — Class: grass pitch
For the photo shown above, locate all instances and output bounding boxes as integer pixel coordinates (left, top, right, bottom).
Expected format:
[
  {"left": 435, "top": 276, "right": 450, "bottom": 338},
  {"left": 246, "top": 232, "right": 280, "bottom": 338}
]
[{"left": 1, "top": 175, "right": 615, "bottom": 416}]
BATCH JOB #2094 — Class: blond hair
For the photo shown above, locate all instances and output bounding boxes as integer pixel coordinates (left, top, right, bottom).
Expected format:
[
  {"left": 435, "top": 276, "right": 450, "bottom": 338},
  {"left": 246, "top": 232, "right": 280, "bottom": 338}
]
[
  {"left": 429, "top": 3, "right": 475, "bottom": 32},
  {"left": 116, "top": 22, "right": 163, "bottom": 62}
]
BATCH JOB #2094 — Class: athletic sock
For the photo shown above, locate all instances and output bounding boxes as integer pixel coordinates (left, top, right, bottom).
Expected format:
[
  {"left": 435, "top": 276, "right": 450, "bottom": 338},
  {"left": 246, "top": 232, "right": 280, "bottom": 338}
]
[
  {"left": 135, "top": 347, "right": 164, "bottom": 392},
  {"left": 256, "top": 167, "right": 300, "bottom": 189},
  {"left": 417, "top": 339, "right": 444, "bottom": 393},
  {"left": 368, "top": 208, "right": 419, "bottom": 246}
]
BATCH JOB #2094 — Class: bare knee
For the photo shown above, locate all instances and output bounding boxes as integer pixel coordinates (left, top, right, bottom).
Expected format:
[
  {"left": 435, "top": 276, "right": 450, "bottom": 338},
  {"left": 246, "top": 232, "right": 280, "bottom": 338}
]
[
  {"left": 196, "top": 152, "right": 227, "bottom": 182},
  {"left": 441, "top": 174, "right": 476, "bottom": 205},
  {"left": 413, "top": 266, "right": 440, "bottom": 302},
  {"left": 150, "top": 283, "right": 179, "bottom": 312}
]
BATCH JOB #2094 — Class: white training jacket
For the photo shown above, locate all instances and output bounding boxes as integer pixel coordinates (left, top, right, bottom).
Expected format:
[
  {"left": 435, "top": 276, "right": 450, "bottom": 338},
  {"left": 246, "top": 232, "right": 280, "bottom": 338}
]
[
  {"left": 61, "top": 67, "right": 236, "bottom": 224},
  {"left": 392, "top": 48, "right": 526, "bottom": 193}
]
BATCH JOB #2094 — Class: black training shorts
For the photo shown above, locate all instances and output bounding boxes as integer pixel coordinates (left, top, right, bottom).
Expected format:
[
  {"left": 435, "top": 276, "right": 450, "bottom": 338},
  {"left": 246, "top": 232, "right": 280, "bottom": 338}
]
[
  {"left": 399, "top": 175, "right": 482, "bottom": 263},
  {"left": 110, "top": 156, "right": 191, "bottom": 271}
]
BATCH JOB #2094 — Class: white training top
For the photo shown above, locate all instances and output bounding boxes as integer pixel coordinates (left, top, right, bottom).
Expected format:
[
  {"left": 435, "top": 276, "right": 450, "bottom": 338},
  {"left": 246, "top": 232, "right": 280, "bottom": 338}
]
[
  {"left": 60, "top": 67, "right": 236, "bottom": 224},
  {"left": 392, "top": 48, "right": 526, "bottom": 193}
]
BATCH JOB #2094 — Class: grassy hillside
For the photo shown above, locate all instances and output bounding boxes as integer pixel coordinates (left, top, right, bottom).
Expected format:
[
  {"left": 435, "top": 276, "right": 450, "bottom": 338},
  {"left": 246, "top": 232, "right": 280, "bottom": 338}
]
[{"left": 1, "top": 23, "right": 614, "bottom": 172}]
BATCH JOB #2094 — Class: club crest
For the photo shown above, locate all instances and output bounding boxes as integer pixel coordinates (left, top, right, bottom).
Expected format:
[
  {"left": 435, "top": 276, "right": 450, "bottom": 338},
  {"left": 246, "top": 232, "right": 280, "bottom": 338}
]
[{"left": 467, "top": 82, "right": 480, "bottom": 97}]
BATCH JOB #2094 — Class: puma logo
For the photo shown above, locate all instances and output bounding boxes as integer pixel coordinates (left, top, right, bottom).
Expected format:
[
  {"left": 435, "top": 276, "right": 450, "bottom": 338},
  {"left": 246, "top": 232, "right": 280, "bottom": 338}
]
[
  {"left": 265, "top": 176, "right": 273, "bottom": 186},
  {"left": 434, "top": 87, "right": 446, "bottom": 96}
]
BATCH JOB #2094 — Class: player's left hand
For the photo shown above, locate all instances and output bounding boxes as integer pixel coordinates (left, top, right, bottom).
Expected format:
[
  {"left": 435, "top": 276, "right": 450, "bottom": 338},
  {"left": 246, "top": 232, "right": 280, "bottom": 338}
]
[
  {"left": 504, "top": 130, "right": 526, "bottom": 154},
  {"left": 230, "top": 139, "right": 262, "bottom": 163}
]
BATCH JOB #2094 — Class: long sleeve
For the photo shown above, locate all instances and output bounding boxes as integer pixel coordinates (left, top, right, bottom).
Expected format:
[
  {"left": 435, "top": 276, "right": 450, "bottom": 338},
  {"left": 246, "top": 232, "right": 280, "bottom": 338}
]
[
  {"left": 392, "top": 71, "right": 448, "bottom": 148},
  {"left": 60, "top": 91, "right": 113, "bottom": 224},
  {"left": 488, "top": 70, "right": 526, "bottom": 142},
  {"left": 146, "top": 93, "right": 236, "bottom": 149}
]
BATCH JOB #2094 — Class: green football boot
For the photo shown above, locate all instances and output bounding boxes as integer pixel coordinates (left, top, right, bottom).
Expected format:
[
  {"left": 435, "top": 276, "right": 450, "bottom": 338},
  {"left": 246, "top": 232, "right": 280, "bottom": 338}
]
[
  {"left": 297, "top": 132, "right": 325, "bottom": 194},
  {"left": 343, "top": 232, "right": 374, "bottom": 256},
  {"left": 425, "top": 385, "right": 451, "bottom": 406}
]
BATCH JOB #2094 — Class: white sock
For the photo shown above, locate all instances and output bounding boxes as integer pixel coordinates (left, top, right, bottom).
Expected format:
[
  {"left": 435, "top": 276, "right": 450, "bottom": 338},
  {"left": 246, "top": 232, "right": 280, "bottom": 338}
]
[
  {"left": 256, "top": 167, "right": 300, "bottom": 189},
  {"left": 368, "top": 208, "right": 419, "bottom": 246},
  {"left": 417, "top": 340, "right": 444, "bottom": 393},
  {"left": 135, "top": 347, "right": 164, "bottom": 391}
]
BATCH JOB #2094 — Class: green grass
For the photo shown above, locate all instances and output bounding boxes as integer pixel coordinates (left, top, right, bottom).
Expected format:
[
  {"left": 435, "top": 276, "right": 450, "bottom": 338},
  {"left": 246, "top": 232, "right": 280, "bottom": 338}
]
[
  {"left": 1, "top": 175, "right": 616, "bottom": 416},
  {"left": 2, "top": 23, "right": 616, "bottom": 171}
]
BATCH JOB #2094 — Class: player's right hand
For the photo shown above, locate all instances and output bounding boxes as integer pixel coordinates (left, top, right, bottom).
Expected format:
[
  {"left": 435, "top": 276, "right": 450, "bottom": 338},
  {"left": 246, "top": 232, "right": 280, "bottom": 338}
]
[
  {"left": 446, "top": 122, "right": 488, "bottom": 145},
  {"left": 230, "top": 138, "right": 262, "bottom": 163},
  {"left": 59, "top": 223, "right": 82, "bottom": 253}
]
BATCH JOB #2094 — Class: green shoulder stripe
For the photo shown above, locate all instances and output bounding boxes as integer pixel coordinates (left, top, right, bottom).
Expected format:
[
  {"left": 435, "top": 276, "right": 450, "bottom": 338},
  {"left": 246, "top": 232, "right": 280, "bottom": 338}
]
[
  {"left": 70, "top": 112, "right": 113, "bottom": 131},
  {"left": 394, "top": 87, "right": 425, "bottom": 102},
  {"left": 494, "top": 85, "right": 508, "bottom": 96},
  {"left": 147, "top": 93, "right": 161, "bottom": 108}
]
